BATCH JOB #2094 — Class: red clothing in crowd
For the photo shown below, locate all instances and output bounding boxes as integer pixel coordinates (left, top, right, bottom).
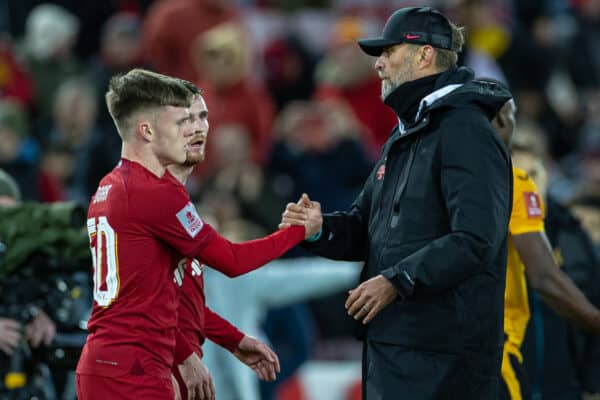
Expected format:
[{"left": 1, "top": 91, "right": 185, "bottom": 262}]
[
  {"left": 142, "top": 0, "right": 239, "bottom": 81},
  {"left": 190, "top": 79, "right": 275, "bottom": 182},
  {"left": 77, "top": 159, "right": 304, "bottom": 398},
  {"left": 316, "top": 77, "right": 397, "bottom": 152},
  {"left": 0, "top": 40, "right": 34, "bottom": 107},
  {"left": 202, "top": 80, "right": 274, "bottom": 164}
]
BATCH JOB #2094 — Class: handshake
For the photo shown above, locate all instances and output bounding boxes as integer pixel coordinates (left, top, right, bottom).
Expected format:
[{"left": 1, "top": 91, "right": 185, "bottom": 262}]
[
  {"left": 279, "top": 194, "right": 323, "bottom": 240},
  {"left": 280, "top": 194, "right": 398, "bottom": 325}
]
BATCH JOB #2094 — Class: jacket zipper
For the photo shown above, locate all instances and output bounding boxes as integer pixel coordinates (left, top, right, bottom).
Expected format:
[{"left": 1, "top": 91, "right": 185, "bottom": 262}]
[{"left": 372, "top": 116, "right": 429, "bottom": 277}]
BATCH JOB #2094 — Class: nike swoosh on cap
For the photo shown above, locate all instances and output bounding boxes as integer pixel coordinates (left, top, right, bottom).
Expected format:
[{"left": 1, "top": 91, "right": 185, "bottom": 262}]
[{"left": 405, "top": 34, "right": 421, "bottom": 39}]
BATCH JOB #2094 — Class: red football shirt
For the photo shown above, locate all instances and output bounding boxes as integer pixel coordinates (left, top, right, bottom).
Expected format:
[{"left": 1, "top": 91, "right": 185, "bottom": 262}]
[
  {"left": 175, "top": 258, "right": 244, "bottom": 355},
  {"left": 77, "top": 159, "right": 303, "bottom": 379}
]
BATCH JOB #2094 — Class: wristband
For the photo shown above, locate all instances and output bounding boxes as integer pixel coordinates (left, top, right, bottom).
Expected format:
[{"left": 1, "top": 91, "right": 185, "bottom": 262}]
[{"left": 305, "top": 229, "right": 322, "bottom": 242}]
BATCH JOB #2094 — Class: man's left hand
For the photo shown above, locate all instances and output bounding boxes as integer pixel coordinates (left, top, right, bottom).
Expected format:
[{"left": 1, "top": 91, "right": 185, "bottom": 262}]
[
  {"left": 346, "top": 275, "right": 397, "bottom": 324},
  {"left": 233, "top": 335, "right": 280, "bottom": 381}
]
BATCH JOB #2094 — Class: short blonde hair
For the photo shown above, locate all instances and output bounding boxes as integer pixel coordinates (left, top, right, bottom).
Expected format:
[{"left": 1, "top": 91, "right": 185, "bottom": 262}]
[{"left": 105, "top": 69, "right": 199, "bottom": 138}]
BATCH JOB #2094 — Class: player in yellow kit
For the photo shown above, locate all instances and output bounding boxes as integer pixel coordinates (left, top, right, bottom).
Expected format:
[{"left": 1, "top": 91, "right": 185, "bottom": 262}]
[
  {"left": 502, "top": 167, "right": 544, "bottom": 399},
  {"left": 488, "top": 80, "right": 600, "bottom": 400}
]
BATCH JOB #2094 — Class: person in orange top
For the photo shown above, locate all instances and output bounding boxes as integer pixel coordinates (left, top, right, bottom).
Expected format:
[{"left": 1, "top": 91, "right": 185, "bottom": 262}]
[{"left": 490, "top": 82, "right": 600, "bottom": 400}]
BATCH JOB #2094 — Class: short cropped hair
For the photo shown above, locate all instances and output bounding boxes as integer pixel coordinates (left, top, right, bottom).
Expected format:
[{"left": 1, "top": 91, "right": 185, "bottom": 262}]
[
  {"left": 435, "top": 22, "right": 465, "bottom": 70},
  {"left": 105, "top": 69, "right": 200, "bottom": 138}
]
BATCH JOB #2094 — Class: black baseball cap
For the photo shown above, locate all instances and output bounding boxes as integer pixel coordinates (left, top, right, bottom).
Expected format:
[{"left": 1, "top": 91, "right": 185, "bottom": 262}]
[{"left": 358, "top": 6, "right": 454, "bottom": 56}]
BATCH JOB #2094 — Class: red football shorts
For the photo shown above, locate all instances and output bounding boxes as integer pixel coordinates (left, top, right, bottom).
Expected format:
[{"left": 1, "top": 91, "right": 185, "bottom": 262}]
[{"left": 76, "top": 373, "right": 174, "bottom": 399}]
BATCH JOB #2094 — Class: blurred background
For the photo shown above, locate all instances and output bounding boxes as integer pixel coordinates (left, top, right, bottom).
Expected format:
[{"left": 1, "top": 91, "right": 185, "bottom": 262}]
[{"left": 0, "top": 0, "right": 599, "bottom": 399}]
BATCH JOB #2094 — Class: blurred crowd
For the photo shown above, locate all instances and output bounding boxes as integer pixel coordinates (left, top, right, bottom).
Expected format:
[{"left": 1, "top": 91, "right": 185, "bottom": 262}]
[{"left": 1, "top": 0, "right": 600, "bottom": 399}]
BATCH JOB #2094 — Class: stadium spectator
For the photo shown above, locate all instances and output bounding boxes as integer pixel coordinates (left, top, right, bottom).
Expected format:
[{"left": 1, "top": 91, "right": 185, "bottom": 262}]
[
  {"left": 88, "top": 12, "right": 145, "bottom": 130},
  {"left": 0, "top": 168, "right": 57, "bottom": 356},
  {"left": 0, "top": 36, "right": 34, "bottom": 107},
  {"left": 314, "top": 16, "right": 397, "bottom": 152},
  {"left": 269, "top": 99, "right": 374, "bottom": 216},
  {"left": 142, "top": 0, "right": 239, "bottom": 82},
  {"left": 0, "top": 99, "right": 59, "bottom": 201},
  {"left": 191, "top": 22, "right": 275, "bottom": 170},
  {"left": 263, "top": 34, "right": 316, "bottom": 111},
  {"left": 44, "top": 77, "right": 103, "bottom": 203},
  {"left": 20, "top": 4, "right": 82, "bottom": 138}
]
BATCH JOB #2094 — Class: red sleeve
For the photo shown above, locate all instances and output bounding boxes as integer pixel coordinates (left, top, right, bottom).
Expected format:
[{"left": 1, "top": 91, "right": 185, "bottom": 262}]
[
  {"left": 135, "top": 176, "right": 303, "bottom": 274},
  {"left": 174, "top": 329, "right": 194, "bottom": 365},
  {"left": 204, "top": 307, "right": 244, "bottom": 352},
  {"left": 196, "top": 226, "right": 305, "bottom": 277}
]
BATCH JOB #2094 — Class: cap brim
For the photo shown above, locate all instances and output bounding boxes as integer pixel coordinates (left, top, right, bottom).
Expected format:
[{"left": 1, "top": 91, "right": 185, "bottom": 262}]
[{"left": 358, "top": 37, "right": 401, "bottom": 56}]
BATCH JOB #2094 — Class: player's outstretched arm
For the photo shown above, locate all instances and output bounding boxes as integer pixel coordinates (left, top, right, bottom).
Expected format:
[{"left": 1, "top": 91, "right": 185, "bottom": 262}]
[
  {"left": 197, "top": 199, "right": 321, "bottom": 278},
  {"left": 515, "top": 231, "right": 600, "bottom": 333},
  {"left": 197, "top": 226, "right": 303, "bottom": 277}
]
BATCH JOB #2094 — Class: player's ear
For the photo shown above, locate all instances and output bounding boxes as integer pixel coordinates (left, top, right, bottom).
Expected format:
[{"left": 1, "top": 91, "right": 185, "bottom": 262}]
[
  {"left": 495, "top": 110, "right": 507, "bottom": 128},
  {"left": 138, "top": 121, "right": 153, "bottom": 142}
]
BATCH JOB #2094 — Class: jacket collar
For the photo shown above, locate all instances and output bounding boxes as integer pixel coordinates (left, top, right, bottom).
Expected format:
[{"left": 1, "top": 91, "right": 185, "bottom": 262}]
[
  {"left": 384, "top": 67, "right": 474, "bottom": 133},
  {"left": 384, "top": 72, "right": 440, "bottom": 125}
]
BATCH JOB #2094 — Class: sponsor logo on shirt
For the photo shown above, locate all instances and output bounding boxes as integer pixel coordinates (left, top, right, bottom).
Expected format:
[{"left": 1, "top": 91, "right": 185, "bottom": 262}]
[
  {"left": 176, "top": 202, "right": 204, "bottom": 238},
  {"left": 93, "top": 185, "right": 112, "bottom": 203},
  {"left": 524, "top": 192, "right": 542, "bottom": 218}
]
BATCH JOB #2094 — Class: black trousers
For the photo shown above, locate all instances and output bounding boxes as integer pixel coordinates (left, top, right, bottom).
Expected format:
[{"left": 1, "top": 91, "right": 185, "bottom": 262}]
[{"left": 362, "top": 340, "right": 500, "bottom": 400}]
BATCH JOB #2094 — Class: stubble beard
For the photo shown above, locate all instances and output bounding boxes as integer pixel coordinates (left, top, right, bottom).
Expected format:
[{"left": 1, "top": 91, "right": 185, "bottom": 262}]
[
  {"left": 182, "top": 149, "right": 204, "bottom": 167},
  {"left": 381, "top": 79, "right": 398, "bottom": 101},
  {"left": 380, "top": 64, "right": 414, "bottom": 101}
]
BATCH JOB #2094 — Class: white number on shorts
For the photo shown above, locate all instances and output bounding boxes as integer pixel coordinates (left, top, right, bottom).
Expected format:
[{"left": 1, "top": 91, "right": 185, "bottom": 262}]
[{"left": 87, "top": 217, "right": 120, "bottom": 307}]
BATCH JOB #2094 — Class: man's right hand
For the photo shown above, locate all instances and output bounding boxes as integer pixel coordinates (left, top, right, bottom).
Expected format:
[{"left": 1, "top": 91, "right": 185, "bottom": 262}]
[
  {"left": 0, "top": 318, "right": 21, "bottom": 355},
  {"left": 177, "top": 352, "right": 215, "bottom": 400},
  {"left": 279, "top": 193, "right": 323, "bottom": 239}
]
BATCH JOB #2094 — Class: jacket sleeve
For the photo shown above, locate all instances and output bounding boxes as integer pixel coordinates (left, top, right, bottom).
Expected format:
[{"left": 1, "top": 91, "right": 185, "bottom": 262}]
[
  {"left": 381, "top": 110, "right": 511, "bottom": 298},
  {"left": 301, "top": 167, "right": 376, "bottom": 261}
]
